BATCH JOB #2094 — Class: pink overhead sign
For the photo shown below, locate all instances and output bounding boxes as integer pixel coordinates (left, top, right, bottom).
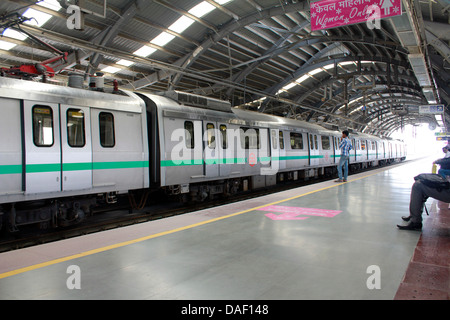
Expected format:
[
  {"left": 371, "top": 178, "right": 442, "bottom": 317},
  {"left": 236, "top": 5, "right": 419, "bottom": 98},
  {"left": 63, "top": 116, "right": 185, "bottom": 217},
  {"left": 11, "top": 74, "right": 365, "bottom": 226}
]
[{"left": 310, "top": 0, "right": 402, "bottom": 31}]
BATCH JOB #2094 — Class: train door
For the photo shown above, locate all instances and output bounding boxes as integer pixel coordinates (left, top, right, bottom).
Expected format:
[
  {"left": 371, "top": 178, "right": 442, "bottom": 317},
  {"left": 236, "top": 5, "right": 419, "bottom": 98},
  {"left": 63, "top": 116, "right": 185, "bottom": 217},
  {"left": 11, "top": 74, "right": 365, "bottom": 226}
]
[
  {"left": 203, "top": 121, "right": 219, "bottom": 178},
  {"left": 367, "top": 140, "right": 374, "bottom": 161},
  {"left": 0, "top": 98, "right": 22, "bottom": 197},
  {"left": 259, "top": 128, "right": 272, "bottom": 172},
  {"left": 320, "top": 135, "right": 332, "bottom": 165},
  {"left": 361, "top": 140, "right": 368, "bottom": 161},
  {"left": 376, "top": 141, "right": 381, "bottom": 159},
  {"left": 309, "top": 133, "right": 319, "bottom": 166},
  {"left": 333, "top": 136, "right": 340, "bottom": 164},
  {"left": 60, "top": 105, "right": 92, "bottom": 191},
  {"left": 354, "top": 139, "right": 361, "bottom": 163},
  {"left": 264, "top": 129, "right": 279, "bottom": 174},
  {"left": 278, "top": 130, "right": 286, "bottom": 170},
  {"left": 351, "top": 138, "right": 357, "bottom": 162},
  {"left": 218, "top": 123, "right": 230, "bottom": 177},
  {"left": 23, "top": 101, "right": 61, "bottom": 194}
]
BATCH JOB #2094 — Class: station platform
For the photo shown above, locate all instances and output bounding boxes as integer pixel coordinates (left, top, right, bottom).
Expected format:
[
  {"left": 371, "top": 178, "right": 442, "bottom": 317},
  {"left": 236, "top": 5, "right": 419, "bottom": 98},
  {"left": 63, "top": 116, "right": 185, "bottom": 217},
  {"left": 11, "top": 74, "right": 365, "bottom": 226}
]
[{"left": 0, "top": 157, "right": 448, "bottom": 302}]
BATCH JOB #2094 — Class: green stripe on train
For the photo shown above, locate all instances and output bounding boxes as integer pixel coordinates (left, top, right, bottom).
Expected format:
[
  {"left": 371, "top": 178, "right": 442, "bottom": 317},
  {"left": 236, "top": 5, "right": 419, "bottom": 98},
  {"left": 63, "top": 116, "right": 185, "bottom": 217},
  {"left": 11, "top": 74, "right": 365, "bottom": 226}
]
[
  {"left": 93, "top": 161, "right": 149, "bottom": 170},
  {"left": 0, "top": 165, "right": 22, "bottom": 175},
  {"left": 160, "top": 155, "right": 320, "bottom": 167},
  {"left": 0, "top": 161, "right": 149, "bottom": 175}
]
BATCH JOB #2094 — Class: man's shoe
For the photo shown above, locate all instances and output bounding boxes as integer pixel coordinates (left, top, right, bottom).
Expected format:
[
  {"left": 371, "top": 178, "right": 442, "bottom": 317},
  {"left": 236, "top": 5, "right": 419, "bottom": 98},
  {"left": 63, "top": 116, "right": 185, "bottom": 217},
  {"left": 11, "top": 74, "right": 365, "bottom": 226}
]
[
  {"left": 334, "top": 179, "right": 343, "bottom": 182},
  {"left": 343, "top": 179, "right": 347, "bottom": 182},
  {"left": 397, "top": 221, "right": 422, "bottom": 231},
  {"left": 401, "top": 216, "right": 411, "bottom": 222}
]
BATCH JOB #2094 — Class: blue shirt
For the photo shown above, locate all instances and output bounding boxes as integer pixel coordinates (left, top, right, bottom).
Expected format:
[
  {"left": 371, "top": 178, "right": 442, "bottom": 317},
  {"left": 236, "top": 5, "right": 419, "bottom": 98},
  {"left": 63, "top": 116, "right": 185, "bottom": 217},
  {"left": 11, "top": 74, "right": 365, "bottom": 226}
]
[{"left": 339, "top": 137, "right": 353, "bottom": 156}]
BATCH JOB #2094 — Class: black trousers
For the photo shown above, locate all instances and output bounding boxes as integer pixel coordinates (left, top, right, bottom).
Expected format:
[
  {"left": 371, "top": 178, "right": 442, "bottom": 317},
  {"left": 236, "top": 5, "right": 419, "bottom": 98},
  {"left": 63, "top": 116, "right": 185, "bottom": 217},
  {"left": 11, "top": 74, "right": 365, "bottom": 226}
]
[{"left": 409, "top": 180, "right": 450, "bottom": 223}]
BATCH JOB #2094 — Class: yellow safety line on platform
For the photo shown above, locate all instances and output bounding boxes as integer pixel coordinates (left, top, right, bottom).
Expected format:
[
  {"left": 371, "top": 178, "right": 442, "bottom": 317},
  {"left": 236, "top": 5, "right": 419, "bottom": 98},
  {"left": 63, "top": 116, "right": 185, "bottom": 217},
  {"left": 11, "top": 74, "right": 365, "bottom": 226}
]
[{"left": 0, "top": 170, "right": 381, "bottom": 280}]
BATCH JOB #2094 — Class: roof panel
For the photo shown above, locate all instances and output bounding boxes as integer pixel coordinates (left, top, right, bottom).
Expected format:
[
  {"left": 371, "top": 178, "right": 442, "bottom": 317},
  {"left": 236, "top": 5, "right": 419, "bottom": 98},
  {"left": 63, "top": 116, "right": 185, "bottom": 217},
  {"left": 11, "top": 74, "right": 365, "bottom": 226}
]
[{"left": 0, "top": 0, "right": 446, "bottom": 133}]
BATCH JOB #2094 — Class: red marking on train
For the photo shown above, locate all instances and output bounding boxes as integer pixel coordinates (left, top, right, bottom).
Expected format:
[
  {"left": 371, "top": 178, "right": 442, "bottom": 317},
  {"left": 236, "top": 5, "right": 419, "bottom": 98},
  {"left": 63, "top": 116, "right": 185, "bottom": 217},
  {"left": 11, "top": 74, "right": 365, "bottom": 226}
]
[{"left": 248, "top": 152, "right": 257, "bottom": 167}]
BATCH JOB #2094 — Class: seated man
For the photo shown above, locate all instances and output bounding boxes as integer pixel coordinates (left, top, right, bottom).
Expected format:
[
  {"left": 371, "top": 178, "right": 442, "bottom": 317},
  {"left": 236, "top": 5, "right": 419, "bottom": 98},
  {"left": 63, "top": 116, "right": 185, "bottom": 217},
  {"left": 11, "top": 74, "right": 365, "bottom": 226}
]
[
  {"left": 397, "top": 178, "right": 450, "bottom": 230},
  {"left": 434, "top": 145, "right": 450, "bottom": 178}
]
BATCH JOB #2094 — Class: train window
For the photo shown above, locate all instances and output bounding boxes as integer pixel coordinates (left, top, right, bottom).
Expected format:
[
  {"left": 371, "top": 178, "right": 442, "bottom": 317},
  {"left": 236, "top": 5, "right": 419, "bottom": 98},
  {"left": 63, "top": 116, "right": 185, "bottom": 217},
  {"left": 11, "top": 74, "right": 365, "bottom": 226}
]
[
  {"left": 279, "top": 131, "right": 284, "bottom": 149},
  {"left": 290, "top": 132, "right": 303, "bottom": 149},
  {"left": 220, "top": 124, "right": 227, "bottom": 149},
  {"left": 32, "top": 105, "right": 54, "bottom": 147},
  {"left": 271, "top": 130, "right": 277, "bottom": 149},
  {"left": 322, "top": 136, "right": 331, "bottom": 150},
  {"left": 240, "top": 127, "right": 260, "bottom": 149},
  {"left": 67, "top": 109, "right": 85, "bottom": 148},
  {"left": 184, "top": 121, "right": 194, "bottom": 149},
  {"left": 361, "top": 140, "right": 366, "bottom": 150},
  {"left": 309, "top": 134, "right": 317, "bottom": 150},
  {"left": 206, "top": 123, "right": 216, "bottom": 149},
  {"left": 99, "top": 112, "right": 115, "bottom": 148}
]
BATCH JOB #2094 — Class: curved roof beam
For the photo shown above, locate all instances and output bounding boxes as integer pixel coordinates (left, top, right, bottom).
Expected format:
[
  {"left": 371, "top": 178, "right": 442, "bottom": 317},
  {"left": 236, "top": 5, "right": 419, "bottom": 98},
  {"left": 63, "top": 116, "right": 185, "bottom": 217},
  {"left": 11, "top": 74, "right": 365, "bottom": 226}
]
[
  {"left": 268, "top": 61, "right": 415, "bottom": 117},
  {"left": 258, "top": 55, "right": 411, "bottom": 112},
  {"left": 338, "top": 92, "right": 424, "bottom": 123},
  {"left": 128, "top": 4, "right": 408, "bottom": 91},
  {"left": 126, "top": 1, "right": 309, "bottom": 90},
  {"left": 224, "top": 20, "right": 310, "bottom": 97},
  {"left": 192, "top": 40, "right": 345, "bottom": 97},
  {"left": 383, "top": 119, "right": 435, "bottom": 136},
  {"left": 335, "top": 101, "right": 421, "bottom": 130},
  {"left": 304, "top": 84, "right": 425, "bottom": 128},
  {"left": 190, "top": 34, "right": 405, "bottom": 91},
  {"left": 365, "top": 112, "right": 433, "bottom": 130},
  {"left": 307, "top": 76, "right": 421, "bottom": 115},
  {"left": 351, "top": 97, "right": 423, "bottom": 115},
  {"left": 85, "top": 0, "right": 142, "bottom": 75},
  {"left": 374, "top": 115, "right": 437, "bottom": 135}
]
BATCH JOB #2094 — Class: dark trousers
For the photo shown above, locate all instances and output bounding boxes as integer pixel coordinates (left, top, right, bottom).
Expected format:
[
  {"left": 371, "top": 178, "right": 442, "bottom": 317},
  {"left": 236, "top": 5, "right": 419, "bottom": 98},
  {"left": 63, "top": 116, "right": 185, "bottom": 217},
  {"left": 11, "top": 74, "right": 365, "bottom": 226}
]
[
  {"left": 410, "top": 180, "right": 450, "bottom": 223},
  {"left": 438, "top": 168, "right": 450, "bottom": 178}
]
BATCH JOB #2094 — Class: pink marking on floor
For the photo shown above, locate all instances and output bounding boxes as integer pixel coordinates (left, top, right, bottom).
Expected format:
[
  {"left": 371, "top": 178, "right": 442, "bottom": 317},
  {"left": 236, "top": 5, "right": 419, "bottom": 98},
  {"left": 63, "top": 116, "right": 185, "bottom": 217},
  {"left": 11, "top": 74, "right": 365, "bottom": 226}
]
[
  {"left": 257, "top": 205, "right": 342, "bottom": 217},
  {"left": 264, "top": 212, "right": 310, "bottom": 220}
]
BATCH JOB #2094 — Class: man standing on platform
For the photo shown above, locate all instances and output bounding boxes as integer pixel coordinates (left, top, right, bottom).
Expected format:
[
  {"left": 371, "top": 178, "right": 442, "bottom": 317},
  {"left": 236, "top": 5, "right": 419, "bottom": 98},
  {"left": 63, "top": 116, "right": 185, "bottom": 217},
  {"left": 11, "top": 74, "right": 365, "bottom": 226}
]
[{"left": 335, "top": 130, "right": 353, "bottom": 183}]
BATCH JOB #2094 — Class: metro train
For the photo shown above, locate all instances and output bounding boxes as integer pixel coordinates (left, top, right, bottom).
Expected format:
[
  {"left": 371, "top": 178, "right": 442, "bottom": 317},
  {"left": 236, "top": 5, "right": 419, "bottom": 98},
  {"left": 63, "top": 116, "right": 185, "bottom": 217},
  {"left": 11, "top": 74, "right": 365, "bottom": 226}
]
[{"left": 0, "top": 76, "right": 406, "bottom": 232}]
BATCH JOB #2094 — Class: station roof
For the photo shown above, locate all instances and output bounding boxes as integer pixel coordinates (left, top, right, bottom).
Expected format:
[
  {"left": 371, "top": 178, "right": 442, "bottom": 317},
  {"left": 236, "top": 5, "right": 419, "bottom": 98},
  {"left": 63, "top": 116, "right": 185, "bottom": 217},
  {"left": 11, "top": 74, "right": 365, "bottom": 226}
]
[{"left": 0, "top": 0, "right": 449, "bottom": 136}]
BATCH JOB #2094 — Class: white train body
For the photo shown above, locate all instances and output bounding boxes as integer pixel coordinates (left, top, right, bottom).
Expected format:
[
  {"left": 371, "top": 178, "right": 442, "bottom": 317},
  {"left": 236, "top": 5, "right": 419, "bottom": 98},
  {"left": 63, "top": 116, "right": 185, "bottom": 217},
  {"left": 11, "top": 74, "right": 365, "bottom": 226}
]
[{"left": 0, "top": 77, "right": 406, "bottom": 230}]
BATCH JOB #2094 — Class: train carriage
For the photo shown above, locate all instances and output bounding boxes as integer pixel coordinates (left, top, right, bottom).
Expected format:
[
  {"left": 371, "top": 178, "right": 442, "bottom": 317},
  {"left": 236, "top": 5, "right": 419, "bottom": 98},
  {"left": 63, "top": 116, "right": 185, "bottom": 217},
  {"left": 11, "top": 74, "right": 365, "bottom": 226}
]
[
  {"left": 0, "top": 77, "right": 149, "bottom": 229},
  {"left": 0, "top": 77, "right": 406, "bottom": 232}
]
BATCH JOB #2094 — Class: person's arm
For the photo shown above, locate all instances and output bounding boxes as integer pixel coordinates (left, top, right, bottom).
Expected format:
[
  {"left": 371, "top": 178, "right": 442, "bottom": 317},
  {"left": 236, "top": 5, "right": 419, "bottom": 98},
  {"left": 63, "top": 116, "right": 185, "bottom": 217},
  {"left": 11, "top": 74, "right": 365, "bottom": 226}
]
[{"left": 434, "top": 157, "right": 450, "bottom": 165}]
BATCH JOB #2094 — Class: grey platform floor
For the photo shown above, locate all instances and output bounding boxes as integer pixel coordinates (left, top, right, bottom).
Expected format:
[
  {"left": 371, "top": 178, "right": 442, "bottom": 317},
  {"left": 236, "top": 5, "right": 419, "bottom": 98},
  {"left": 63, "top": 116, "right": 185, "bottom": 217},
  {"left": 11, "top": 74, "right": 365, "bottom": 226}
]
[{"left": 0, "top": 157, "right": 431, "bottom": 300}]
